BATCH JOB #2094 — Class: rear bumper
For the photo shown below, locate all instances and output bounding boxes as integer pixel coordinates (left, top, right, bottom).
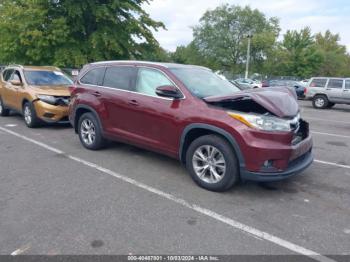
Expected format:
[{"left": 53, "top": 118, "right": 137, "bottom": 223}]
[{"left": 241, "top": 151, "right": 313, "bottom": 182}]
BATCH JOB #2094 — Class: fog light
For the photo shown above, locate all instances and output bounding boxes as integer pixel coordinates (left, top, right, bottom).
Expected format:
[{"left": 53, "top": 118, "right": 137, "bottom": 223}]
[
  {"left": 263, "top": 160, "right": 274, "bottom": 168},
  {"left": 43, "top": 113, "right": 55, "bottom": 118}
]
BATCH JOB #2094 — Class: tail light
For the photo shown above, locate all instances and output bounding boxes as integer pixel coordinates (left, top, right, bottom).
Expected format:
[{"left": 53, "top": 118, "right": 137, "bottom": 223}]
[{"left": 304, "top": 88, "right": 307, "bottom": 94}]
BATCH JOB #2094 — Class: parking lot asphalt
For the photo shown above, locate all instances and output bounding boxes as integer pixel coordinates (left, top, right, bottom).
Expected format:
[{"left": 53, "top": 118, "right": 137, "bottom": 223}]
[{"left": 0, "top": 100, "right": 349, "bottom": 259}]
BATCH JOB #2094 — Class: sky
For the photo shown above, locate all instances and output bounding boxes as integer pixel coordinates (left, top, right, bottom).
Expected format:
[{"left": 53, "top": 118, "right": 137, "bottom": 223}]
[{"left": 142, "top": 0, "right": 350, "bottom": 52}]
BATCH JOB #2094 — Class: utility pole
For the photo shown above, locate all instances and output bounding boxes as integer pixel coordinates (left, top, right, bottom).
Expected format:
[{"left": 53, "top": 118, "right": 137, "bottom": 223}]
[{"left": 245, "top": 32, "right": 253, "bottom": 79}]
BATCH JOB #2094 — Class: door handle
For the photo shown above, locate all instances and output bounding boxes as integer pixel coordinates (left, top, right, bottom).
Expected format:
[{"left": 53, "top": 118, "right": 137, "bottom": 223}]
[
  {"left": 92, "top": 91, "right": 101, "bottom": 97},
  {"left": 128, "top": 99, "right": 139, "bottom": 106},
  {"left": 326, "top": 88, "right": 331, "bottom": 90},
  {"left": 344, "top": 89, "right": 349, "bottom": 92}
]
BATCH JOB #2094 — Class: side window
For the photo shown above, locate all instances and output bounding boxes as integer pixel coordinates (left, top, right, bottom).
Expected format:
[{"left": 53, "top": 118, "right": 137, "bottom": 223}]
[
  {"left": 8, "top": 70, "right": 22, "bottom": 82},
  {"left": 310, "top": 78, "right": 327, "bottom": 88},
  {"left": 345, "top": 80, "right": 350, "bottom": 89},
  {"left": 3, "top": 69, "right": 14, "bottom": 81},
  {"left": 327, "top": 79, "right": 344, "bottom": 89},
  {"left": 103, "top": 66, "right": 136, "bottom": 91},
  {"left": 136, "top": 68, "right": 174, "bottom": 96},
  {"left": 80, "top": 67, "right": 105, "bottom": 86}
]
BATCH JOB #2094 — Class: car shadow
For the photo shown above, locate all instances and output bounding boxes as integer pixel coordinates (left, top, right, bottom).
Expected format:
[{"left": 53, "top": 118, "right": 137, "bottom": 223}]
[
  {"left": 7, "top": 111, "right": 72, "bottom": 130},
  {"left": 104, "top": 141, "right": 304, "bottom": 198}
]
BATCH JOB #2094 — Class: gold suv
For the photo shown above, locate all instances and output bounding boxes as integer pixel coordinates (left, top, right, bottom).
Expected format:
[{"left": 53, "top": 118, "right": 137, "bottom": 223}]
[{"left": 0, "top": 65, "right": 73, "bottom": 127}]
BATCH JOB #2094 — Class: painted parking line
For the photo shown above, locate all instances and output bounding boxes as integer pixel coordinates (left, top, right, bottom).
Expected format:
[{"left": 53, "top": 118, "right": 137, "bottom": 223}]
[
  {"left": 311, "top": 131, "right": 350, "bottom": 139},
  {"left": 314, "top": 160, "right": 350, "bottom": 170},
  {"left": 10, "top": 244, "right": 31, "bottom": 256},
  {"left": 303, "top": 116, "right": 350, "bottom": 125},
  {"left": 0, "top": 126, "right": 336, "bottom": 262}
]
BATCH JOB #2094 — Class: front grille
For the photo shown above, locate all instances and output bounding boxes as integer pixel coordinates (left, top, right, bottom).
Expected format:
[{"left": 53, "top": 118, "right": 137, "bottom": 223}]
[
  {"left": 292, "top": 119, "right": 309, "bottom": 145},
  {"left": 55, "top": 96, "right": 70, "bottom": 106},
  {"left": 289, "top": 114, "right": 300, "bottom": 134}
]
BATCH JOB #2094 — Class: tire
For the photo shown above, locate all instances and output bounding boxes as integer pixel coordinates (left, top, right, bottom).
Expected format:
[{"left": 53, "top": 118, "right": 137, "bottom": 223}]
[
  {"left": 23, "top": 102, "right": 40, "bottom": 128},
  {"left": 185, "top": 134, "right": 239, "bottom": 192},
  {"left": 78, "top": 112, "right": 106, "bottom": 150},
  {"left": 312, "top": 95, "right": 329, "bottom": 109},
  {"left": 0, "top": 97, "right": 10, "bottom": 116},
  {"left": 327, "top": 102, "right": 335, "bottom": 108}
]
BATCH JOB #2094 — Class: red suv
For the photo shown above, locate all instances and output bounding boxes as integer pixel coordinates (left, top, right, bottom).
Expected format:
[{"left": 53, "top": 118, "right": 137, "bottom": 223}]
[{"left": 69, "top": 61, "right": 313, "bottom": 192}]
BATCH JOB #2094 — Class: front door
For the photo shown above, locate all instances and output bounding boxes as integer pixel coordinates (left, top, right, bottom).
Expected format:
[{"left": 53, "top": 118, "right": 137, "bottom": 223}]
[{"left": 123, "top": 67, "right": 184, "bottom": 155}]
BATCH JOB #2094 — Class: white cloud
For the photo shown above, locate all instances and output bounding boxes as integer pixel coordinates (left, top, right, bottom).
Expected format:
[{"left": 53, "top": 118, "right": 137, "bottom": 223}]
[{"left": 143, "top": 0, "right": 350, "bottom": 52}]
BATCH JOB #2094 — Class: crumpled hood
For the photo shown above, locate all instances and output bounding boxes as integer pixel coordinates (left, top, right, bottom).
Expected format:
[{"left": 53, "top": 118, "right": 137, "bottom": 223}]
[
  {"left": 203, "top": 87, "right": 299, "bottom": 118},
  {"left": 30, "top": 85, "right": 71, "bottom": 96}
]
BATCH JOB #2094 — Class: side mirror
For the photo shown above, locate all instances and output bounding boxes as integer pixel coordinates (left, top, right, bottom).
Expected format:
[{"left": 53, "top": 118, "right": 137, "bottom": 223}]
[
  {"left": 155, "top": 85, "right": 183, "bottom": 99},
  {"left": 10, "top": 79, "right": 22, "bottom": 86}
]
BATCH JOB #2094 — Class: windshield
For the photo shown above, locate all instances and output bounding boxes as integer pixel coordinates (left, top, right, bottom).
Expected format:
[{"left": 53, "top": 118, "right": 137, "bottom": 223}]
[
  {"left": 24, "top": 70, "right": 73, "bottom": 86},
  {"left": 170, "top": 68, "right": 240, "bottom": 98}
]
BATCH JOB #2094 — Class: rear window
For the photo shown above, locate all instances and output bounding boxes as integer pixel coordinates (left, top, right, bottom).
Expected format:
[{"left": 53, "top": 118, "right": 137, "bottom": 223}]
[
  {"left": 80, "top": 67, "right": 105, "bottom": 86},
  {"left": 102, "top": 66, "right": 136, "bottom": 91},
  {"left": 327, "top": 79, "right": 344, "bottom": 89},
  {"left": 310, "top": 78, "right": 327, "bottom": 88}
]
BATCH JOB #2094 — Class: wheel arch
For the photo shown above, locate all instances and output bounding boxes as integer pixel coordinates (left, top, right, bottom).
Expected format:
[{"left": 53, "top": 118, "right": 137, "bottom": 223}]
[
  {"left": 313, "top": 93, "right": 329, "bottom": 99},
  {"left": 22, "top": 98, "right": 30, "bottom": 108},
  {"left": 73, "top": 105, "right": 103, "bottom": 134},
  {"left": 179, "top": 124, "right": 245, "bottom": 169}
]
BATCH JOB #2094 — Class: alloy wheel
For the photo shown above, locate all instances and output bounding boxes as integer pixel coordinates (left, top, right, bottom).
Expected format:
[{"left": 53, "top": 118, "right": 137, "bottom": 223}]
[
  {"left": 81, "top": 119, "right": 96, "bottom": 146},
  {"left": 24, "top": 105, "right": 32, "bottom": 124},
  {"left": 315, "top": 98, "right": 325, "bottom": 108},
  {"left": 192, "top": 145, "right": 226, "bottom": 184}
]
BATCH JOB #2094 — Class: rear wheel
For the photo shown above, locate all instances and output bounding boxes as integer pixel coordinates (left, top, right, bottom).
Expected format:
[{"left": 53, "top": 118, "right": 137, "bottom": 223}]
[
  {"left": 78, "top": 112, "right": 106, "bottom": 150},
  {"left": 0, "top": 97, "right": 10, "bottom": 116},
  {"left": 186, "top": 135, "right": 239, "bottom": 192},
  {"left": 312, "top": 95, "right": 329, "bottom": 109},
  {"left": 23, "top": 102, "right": 40, "bottom": 128}
]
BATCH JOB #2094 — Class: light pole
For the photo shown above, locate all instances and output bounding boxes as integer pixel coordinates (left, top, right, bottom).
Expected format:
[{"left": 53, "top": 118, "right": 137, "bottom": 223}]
[{"left": 245, "top": 31, "right": 253, "bottom": 79}]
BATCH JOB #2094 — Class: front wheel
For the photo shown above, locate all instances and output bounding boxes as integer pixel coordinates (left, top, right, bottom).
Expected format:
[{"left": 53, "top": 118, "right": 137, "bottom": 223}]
[
  {"left": 0, "top": 98, "right": 10, "bottom": 116},
  {"left": 186, "top": 135, "right": 239, "bottom": 192},
  {"left": 23, "top": 102, "right": 40, "bottom": 128},
  {"left": 78, "top": 112, "right": 106, "bottom": 150},
  {"left": 312, "top": 95, "right": 329, "bottom": 109}
]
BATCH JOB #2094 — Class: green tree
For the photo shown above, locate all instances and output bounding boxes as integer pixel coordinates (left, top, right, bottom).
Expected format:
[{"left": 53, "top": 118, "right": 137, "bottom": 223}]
[
  {"left": 192, "top": 4, "right": 280, "bottom": 74},
  {"left": 171, "top": 42, "right": 219, "bottom": 69},
  {"left": 270, "top": 27, "right": 323, "bottom": 78},
  {"left": 314, "top": 30, "right": 349, "bottom": 76},
  {"left": 0, "top": 0, "right": 164, "bottom": 67}
]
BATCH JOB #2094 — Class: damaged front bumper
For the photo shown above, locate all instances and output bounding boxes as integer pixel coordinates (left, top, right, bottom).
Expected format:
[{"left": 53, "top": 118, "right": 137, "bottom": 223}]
[{"left": 240, "top": 150, "right": 313, "bottom": 182}]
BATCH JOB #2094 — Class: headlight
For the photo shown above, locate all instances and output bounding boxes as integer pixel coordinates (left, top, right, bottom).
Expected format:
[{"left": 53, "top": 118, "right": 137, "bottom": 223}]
[
  {"left": 37, "top": 95, "right": 57, "bottom": 105},
  {"left": 228, "top": 112, "right": 294, "bottom": 132}
]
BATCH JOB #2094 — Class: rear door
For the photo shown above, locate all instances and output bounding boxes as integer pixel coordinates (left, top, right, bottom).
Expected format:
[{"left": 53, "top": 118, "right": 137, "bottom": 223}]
[
  {"left": 99, "top": 66, "right": 138, "bottom": 137},
  {"left": 3, "top": 70, "right": 22, "bottom": 109},
  {"left": 325, "top": 78, "right": 344, "bottom": 102},
  {"left": 344, "top": 79, "right": 350, "bottom": 103},
  {"left": 1, "top": 69, "right": 14, "bottom": 106}
]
